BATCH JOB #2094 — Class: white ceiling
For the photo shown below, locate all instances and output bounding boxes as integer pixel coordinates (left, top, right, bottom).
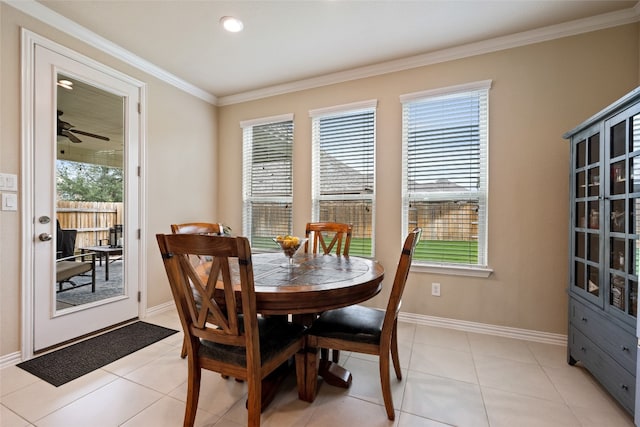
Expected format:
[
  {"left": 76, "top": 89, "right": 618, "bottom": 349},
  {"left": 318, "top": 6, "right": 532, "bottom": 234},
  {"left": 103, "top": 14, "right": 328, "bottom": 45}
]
[{"left": 33, "top": 0, "right": 639, "bottom": 103}]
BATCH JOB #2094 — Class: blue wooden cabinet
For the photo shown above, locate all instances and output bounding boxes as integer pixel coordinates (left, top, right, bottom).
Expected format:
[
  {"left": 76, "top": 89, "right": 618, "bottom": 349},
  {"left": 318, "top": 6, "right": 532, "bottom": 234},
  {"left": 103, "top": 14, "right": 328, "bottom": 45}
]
[{"left": 564, "top": 87, "right": 640, "bottom": 417}]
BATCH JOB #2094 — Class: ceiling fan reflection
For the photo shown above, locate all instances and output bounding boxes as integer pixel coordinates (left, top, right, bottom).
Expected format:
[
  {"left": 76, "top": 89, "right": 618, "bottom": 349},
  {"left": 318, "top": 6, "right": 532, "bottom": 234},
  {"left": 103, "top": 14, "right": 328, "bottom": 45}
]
[{"left": 57, "top": 110, "right": 110, "bottom": 143}]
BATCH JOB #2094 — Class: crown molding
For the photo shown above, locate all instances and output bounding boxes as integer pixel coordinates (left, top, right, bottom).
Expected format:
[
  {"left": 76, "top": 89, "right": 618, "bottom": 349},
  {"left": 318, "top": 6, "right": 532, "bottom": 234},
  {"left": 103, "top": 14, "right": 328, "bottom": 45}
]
[
  {"left": 5, "top": 0, "right": 639, "bottom": 108},
  {"left": 4, "top": 0, "right": 217, "bottom": 105},
  {"left": 218, "top": 5, "right": 640, "bottom": 106}
]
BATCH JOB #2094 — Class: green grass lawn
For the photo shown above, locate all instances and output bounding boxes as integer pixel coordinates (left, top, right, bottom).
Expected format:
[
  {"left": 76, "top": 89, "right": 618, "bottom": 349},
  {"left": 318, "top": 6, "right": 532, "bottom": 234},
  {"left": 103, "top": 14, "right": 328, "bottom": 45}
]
[
  {"left": 251, "top": 236, "right": 476, "bottom": 264},
  {"left": 414, "top": 240, "right": 478, "bottom": 264}
]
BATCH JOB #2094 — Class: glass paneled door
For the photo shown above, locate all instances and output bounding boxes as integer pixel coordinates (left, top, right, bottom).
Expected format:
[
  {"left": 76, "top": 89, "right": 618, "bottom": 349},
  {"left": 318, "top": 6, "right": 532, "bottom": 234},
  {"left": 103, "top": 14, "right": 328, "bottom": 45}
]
[
  {"left": 573, "top": 129, "right": 602, "bottom": 305},
  {"left": 31, "top": 41, "right": 142, "bottom": 352},
  {"left": 605, "top": 107, "right": 640, "bottom": 323}
]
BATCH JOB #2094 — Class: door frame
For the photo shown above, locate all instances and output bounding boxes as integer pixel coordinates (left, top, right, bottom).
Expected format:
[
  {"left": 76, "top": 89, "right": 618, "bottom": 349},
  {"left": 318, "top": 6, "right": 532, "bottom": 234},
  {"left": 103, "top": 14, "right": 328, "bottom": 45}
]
[{"left": 20, "top": 29, "right": 148, "bottom": 358}]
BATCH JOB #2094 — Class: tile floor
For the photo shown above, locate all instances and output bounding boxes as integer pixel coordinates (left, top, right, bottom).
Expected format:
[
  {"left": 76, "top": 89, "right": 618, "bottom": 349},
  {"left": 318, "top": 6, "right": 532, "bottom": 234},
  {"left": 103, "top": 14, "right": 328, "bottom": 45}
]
[{"left": 1, "top": 309, "right": 636, "bottom": 427}]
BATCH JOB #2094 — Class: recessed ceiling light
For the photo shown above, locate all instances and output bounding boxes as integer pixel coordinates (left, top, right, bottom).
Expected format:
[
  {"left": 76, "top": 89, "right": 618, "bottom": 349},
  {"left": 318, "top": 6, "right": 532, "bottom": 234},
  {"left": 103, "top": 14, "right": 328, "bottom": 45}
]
[
  {"left": 220, "top": 16, "right": 243, "bottom": 33},
  {"left": 57, "top": 79, "right": 73, "bottom": 90}
]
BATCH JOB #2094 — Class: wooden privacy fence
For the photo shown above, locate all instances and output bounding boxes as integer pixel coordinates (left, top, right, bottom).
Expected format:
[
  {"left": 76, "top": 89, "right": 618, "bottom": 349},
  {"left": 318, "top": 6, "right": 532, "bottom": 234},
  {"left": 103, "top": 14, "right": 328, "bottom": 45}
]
[
  {"left": 56, "top": 201, "right": 123, "bottom": 250},
  {"left": 408, "top": 201, "right": 478, "bottom": 241},
  {"left": 249, "top": 201, "right": 374, "bottom": 238}
]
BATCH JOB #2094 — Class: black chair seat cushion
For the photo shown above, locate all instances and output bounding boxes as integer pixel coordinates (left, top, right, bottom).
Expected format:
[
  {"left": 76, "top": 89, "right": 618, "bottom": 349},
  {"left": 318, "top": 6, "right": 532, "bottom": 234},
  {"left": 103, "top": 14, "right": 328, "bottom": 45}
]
[
  {"left": 308, "top": 305, "right": 384, "bottom": 345},
  {"left": 198, "top": 316, "right": 305, "bottom": 366}
]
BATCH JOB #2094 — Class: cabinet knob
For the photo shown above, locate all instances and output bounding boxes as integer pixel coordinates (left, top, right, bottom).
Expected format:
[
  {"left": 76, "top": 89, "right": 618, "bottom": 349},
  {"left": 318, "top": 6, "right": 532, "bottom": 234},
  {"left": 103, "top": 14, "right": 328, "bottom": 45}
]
[
  {"left": 621, "top": 384, "right": 629, "bottom": 391},
  {"left": 580, "top": 346, "right": 586, "bottom": 352},
  {"left": 621, "top": 345, "right": 630, "bottom": 352},
  {"left": 581, "top": 317, "right": 588, "bottom": 322}
]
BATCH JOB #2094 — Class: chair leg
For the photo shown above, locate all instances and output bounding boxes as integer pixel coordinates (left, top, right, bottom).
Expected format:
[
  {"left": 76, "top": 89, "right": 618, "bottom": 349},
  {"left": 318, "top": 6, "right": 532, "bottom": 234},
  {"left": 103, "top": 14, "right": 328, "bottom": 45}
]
[
  {"left": 180, "top": 336, "right": 187, "bottom": 359},
  {"left": 379, "top": 350, "right": 395, "bottom": 421},
  {"left": 90, "top": 260, "right": 96, "bottom": 292},
  {"left": 184, "top": 358, "right": 201, "bottom": 427},
  {"left": 302, "top": 347, "right": 319, "bottom": 402},
  {"left": 246, "top": 371, "right": 262, "bottom": 427},
  {"left": 294, "top": 350, "right": 308, "bottom": 401},
  {"left": 320, "top": 347, "right": 329, "bottom": 360},
  {"left": 390, "top": 321, "right": 402, "bottom": 380},
  {"left": 331, "top": 349, "right": 340, "bottom": 363}
]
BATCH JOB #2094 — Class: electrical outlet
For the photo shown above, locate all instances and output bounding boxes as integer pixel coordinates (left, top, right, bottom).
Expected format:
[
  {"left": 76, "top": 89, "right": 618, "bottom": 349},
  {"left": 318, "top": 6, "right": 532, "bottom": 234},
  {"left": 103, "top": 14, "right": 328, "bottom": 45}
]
[{"left": 431, "top": 282, "right": 441, "bottom": 297}]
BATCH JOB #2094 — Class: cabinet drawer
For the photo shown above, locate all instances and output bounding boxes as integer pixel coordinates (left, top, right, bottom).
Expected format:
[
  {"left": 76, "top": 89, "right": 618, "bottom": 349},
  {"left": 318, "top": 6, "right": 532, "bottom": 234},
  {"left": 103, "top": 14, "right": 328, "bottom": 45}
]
[
  {"left": 570, "top": 327, "right": 635, "bottom": 414},
  {"left": 569, "top": 298, "right": 636, "bottom": 374}
]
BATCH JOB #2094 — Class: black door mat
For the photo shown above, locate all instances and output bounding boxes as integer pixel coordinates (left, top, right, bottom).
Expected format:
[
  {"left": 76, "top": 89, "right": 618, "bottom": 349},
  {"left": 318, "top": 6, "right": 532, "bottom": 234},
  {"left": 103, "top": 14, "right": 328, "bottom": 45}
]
[{"left": 17, "top": 321, "right": 178, "bottom": 386}]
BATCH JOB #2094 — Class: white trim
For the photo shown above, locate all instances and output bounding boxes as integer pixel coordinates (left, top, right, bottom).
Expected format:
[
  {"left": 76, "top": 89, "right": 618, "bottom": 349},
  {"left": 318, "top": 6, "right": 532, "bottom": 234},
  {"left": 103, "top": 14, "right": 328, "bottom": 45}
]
[
  {"left": 411, "top": 263, "right": 494, "bottom": 278},
  {"left": 309, "top": 99, "right": 378, "bottom": 118},
  {"left": 6, "top": 0, "right": 216, "bottom": 105},
  {"left": 138, "top": 85, "right": 148, "bottom": 321},
  {"left": 143, "top": 301, "right": 176, "bottom": 318},
  {"left": 218, "top": 7, "right": 639, "bottom": 105},
  {"left": 6, "top": 0, "right": 638, "bottom": 106},
  {"left": 0, "top": 352, "right": 22, "bottom": 369},
  {"left": 400, "top": 80, "right": 493, "bottom": 104},
  {"left": 239, "top": 113, "right": 294, "bottom": 129},
  {"left": 398, "top": 312, "right": 566, "bottom": 346},
  {"left": 20, "top": 27, "right": 36, "bottom": 361}
]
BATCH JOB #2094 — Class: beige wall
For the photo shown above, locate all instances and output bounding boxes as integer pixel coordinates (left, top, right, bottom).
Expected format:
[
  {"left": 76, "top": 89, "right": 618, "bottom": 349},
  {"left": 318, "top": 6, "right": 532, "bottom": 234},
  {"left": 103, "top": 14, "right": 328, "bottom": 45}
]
[
  {"left": 1, "top": 5, "right": 638, "bottom": 360},
  {"left": 0, "top": 4, "right": 218, "bottom": 358},
  {"left": 218, "top": 24, "right": 640, "bottom": 336}
]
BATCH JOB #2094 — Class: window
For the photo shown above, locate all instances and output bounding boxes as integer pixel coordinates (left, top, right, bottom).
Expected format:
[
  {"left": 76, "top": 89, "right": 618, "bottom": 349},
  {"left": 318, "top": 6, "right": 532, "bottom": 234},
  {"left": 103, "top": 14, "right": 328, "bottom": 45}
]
[
  {"left": 310, "top": 100, "right": 376, "bottom": 257},
  {"left": 401, "top": 81, "right": 491, "bottom": 271},
  {"left": 241, "top": 114, "right": 293, "bottom": 251}
]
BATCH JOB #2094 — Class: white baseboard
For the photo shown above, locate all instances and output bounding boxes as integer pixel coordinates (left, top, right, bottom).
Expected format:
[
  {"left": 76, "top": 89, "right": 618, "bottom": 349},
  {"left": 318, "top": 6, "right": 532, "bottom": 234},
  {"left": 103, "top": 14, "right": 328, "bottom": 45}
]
[
  {"left": 398, "top": 312, "right": 567, "bottom": 346},
  {"left": 0, "top": 352, "right": 22, "bottom": 369},
  {"left": 144, "top": 301, "right": 176, "bottom": 318}
]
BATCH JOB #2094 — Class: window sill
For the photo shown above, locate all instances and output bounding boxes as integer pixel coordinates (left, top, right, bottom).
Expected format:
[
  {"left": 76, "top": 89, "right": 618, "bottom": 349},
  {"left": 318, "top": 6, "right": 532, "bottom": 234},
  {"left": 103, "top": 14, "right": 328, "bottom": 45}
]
[{"left": 411, "top": 263, "right": 493, "bottom": 278}]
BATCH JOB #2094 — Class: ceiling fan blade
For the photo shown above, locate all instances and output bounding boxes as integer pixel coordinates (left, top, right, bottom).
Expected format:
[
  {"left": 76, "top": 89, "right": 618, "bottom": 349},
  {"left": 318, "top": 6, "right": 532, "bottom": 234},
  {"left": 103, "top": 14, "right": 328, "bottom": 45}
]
[
  {"left": 69, "top": 129, "right": 110, "bottom": 141},
  {"left": 62, "top": 130, "right": 82, "bottom": 143}
]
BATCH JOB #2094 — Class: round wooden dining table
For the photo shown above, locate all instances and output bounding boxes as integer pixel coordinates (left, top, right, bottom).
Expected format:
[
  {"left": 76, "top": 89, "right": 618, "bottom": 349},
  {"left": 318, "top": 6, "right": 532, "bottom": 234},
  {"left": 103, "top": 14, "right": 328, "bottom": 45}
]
[
  {"left": 250, "top": 252, "right": 385, "bottom": 317},
  {"left": 250, "top": 251, "right": 385, "bottom": 402}
]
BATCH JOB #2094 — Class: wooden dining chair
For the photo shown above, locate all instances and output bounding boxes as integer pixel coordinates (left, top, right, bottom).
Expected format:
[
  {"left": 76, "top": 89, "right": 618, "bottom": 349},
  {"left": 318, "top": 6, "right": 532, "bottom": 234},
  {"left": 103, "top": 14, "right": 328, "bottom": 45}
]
[
  {"left": 304, "top": 222, "right": 352, "bottom": 256},
  {"left": 304, "top": 222, "right": 353, "bottom": 363},
  {"left": 156, "top": 233, "right": 307, "bottom": 427},
  {"left": 305, "top": 227, "right": 421, "bottom": 420},
  {"left": 172, "top": 222, "right": 224, "bottom": 358},
  {"left": 171, "top": 222, "right": 223, "bottom": 235}
]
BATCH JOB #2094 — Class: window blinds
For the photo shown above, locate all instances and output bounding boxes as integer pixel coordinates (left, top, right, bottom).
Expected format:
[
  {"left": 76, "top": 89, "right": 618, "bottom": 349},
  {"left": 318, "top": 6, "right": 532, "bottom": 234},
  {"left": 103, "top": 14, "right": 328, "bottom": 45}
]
[
  {"left": 311, "top": 105, "right": 375, "bottom": 257},
  {"left": 242, "top": 119, "right": 293, "bottom": 250},
  {"left": 402, "top": 86, "right": 488, "bottom": 266}
]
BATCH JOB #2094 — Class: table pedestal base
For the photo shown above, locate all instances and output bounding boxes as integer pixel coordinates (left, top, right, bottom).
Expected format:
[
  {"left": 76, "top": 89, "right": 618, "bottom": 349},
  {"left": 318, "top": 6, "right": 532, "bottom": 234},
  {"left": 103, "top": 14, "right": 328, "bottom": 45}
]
[
  {"left": 298, "top": 347, "right": 353, "bottom": 403},
  {"left": 319, "top": 359, "right": 352, "bottom": 388}
]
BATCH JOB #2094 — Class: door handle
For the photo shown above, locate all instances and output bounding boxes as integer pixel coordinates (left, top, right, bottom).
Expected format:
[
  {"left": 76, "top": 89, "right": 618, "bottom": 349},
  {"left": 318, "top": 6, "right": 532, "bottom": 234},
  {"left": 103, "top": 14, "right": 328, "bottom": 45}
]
[{"left": 38, "top": 233, "right": 53, "bottom": 242}]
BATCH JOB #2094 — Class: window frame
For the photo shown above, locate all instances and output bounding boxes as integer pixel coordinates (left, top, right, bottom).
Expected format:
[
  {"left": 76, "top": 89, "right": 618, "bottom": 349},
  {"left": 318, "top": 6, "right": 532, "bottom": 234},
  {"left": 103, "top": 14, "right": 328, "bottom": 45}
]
[
  {"left": 310, "top": 100, "right": 377, "bottom": 258},
  {"left": 241, "top": 113, "right": 294, "bottom": 251},
  {"left": 400, "top": 81, "right": 493, "bottom": 277}
]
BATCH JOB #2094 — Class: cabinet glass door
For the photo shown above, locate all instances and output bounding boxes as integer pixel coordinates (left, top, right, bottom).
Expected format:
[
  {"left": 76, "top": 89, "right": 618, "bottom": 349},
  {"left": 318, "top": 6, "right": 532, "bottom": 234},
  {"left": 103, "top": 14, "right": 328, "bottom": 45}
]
[
  {"left": 605, "top": 112, "right": 640, "bottom": 320},
  {"left": 574, "top": 132, "right": 601, "bottom": 300}
]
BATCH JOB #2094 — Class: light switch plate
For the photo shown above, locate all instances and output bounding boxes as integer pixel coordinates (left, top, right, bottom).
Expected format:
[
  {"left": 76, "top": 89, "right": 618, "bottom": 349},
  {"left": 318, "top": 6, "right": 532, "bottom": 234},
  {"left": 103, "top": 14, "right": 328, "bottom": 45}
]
[
  {"left": 0, "top": 173, "right": 18, "bottom": 191},
  {"left": 2, "top": 193, "right": 18, "bottom": 211}
]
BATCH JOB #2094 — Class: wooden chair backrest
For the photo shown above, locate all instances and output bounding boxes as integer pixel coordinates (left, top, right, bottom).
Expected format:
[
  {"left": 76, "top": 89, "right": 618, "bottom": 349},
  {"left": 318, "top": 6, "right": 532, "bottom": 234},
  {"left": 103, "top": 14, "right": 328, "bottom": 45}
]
[
  {"left": 304, "top": 222, "right": 352, "bottom": 256},
  {"left": 171, "top": 222, "right": 223, "bottom": 235},
  {"left": 382, "top": 227, "right": 421, "bottom": 333},
  {"left": 156, "top": 233, "right": 259, "bottom": 358}
]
